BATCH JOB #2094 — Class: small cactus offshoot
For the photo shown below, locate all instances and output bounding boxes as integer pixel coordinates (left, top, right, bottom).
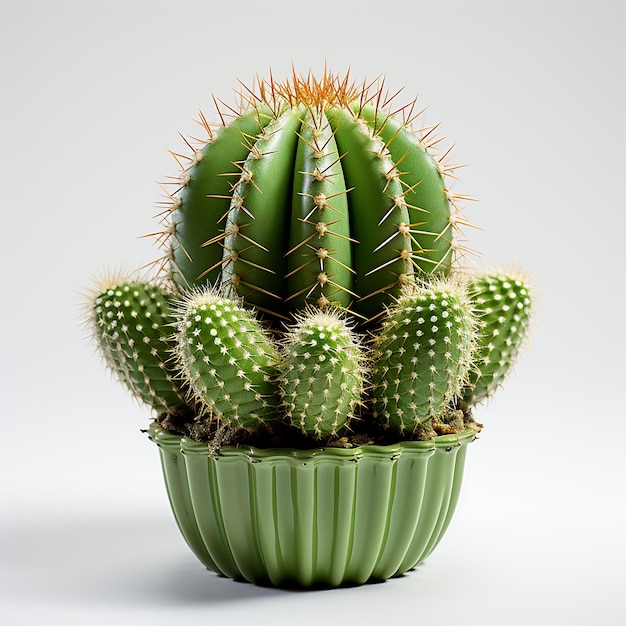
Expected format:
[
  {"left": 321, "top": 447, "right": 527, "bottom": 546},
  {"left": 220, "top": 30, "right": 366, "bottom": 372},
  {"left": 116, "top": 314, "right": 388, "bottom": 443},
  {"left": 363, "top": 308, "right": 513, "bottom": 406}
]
[
  {"left": 372, "top": 280, "right": 475, "bottom": 437},
  {"left": 90, "top": 278, "right": 189, "bottom": 414},
  {"left": 278, "top": 309, "right": 366, "bottom": 440},
  {"left": 174, "top": 288, "right": 279, "bottom": 431},
  {"left": 86, "top": 70, "right": 534, "bottom": 447},
  {"left": 462, "top": 272, "right": 533, "bottom": 405}
]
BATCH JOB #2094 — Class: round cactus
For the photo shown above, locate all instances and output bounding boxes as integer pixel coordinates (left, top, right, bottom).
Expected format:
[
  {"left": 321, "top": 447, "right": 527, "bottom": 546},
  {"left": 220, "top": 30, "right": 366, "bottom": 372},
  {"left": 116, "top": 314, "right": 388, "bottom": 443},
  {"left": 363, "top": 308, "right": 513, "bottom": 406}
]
[
  {"left": 277, "top": 308, "right": 366, "bottom": 440},
  {"left": 158, "top": 71, "right": 467, "bottom": 322},
  {"left": 174, "top": 288, "right": 279, "bottom": 430}
]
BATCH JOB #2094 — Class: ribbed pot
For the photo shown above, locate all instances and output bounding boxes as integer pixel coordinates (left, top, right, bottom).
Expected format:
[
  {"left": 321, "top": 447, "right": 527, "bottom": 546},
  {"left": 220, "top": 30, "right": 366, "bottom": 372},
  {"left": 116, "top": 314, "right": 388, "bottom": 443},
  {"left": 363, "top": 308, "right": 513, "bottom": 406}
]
[{"left": 148, "top": 423, "right": 476, "bottom": 588}]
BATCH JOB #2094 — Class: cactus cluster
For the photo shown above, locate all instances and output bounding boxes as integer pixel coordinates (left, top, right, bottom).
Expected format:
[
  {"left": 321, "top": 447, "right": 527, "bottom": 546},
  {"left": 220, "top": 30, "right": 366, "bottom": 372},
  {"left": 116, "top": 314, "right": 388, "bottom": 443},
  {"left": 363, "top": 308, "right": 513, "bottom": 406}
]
[{"left": 88, "top": 70, "right": 532, "bottom": 445}]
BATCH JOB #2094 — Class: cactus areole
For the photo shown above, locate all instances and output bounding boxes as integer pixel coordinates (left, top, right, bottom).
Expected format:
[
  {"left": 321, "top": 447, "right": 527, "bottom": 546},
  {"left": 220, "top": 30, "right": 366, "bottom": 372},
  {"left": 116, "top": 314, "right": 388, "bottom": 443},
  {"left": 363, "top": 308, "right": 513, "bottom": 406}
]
[{"left": 162, "top": 72, "right": 464, "bottom": 323}]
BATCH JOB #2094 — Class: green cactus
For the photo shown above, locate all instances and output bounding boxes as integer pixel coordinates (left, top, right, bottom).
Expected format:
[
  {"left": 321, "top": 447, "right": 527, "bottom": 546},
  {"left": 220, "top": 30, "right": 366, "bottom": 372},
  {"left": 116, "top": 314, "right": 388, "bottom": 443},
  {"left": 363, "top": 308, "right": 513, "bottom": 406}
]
[
  {"left": 278, "top": 308, "right": 366, "bottom": 440},
  {"left": 174, "top": 288, "right": 279, "bottom": 431},
  {"left": 86, "top": 71, "right": 534, "bottom": 448},
  {"left": 462, "top": 272, "right": 533, "bottom": 405},
  {"left": 159, "top": 72, "right": 465, "bottom": 322},
  {"left": 90, "top": 278, "right": 189, "bottom": 414},
  {"left": 371, "top": 280, "right": 475, "bottom": 437}
]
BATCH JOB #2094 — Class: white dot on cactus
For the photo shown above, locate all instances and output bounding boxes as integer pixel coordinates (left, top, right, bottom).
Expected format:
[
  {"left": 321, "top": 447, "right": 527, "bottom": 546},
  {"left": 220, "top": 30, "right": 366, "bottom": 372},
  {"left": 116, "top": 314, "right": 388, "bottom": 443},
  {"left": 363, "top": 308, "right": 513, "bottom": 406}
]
[
  {"left": 418, "top": 317, "right": 425, "bottom": 324},
  {"left": 431, "top": 325, "right": 438, "bottom": 333}
]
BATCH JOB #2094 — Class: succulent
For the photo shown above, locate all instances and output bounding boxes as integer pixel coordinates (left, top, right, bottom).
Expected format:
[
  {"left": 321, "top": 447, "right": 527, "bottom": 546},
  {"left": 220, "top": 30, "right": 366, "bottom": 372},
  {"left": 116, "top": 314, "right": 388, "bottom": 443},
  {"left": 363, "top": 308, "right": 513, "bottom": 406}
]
[
  {"left": 87, "top": 70, "right": 533, "bottom": 447},
  {"left": 90, "top": 278, "right": 190, "bottom": 415},
  {"left": 157, "top": 72, "right": 469, "bottom": 323},
  {"left": 277, "top": 308, "right": 366, "bottom": 440},
  {"left": 461, "top": 272, "right": 533, "bottom": 405},
  {"left": 174, "top": 288, "right": 279, "bottom": 431},
  {"left": 371, "top": 281, "right": 475, "bottom": 437}
]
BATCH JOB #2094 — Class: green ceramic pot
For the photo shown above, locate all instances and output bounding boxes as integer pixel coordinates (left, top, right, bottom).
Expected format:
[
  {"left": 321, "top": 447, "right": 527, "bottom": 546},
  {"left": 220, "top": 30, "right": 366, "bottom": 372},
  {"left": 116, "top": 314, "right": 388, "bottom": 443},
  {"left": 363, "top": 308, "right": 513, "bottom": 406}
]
[{"left": 148, "top": 423, "right": 476, "bottom": 588}]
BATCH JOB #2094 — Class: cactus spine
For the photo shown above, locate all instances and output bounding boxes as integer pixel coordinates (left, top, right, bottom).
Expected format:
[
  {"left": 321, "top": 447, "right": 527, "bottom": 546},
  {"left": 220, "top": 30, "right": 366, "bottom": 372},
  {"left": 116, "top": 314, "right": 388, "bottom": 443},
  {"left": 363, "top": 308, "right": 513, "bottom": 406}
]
[
  {"left": 462, "top": 272, "right": 532, "bottom": 405},
  {"left": 91, "top": 279, "right": 188, "bottom": 413},
  {"left": 278, "top": 309, "right": 366, "bottom": 440},
  {"left": 174, "top": 289, "right": 279, "bottom": 430},
  {"left": 372, "top": 280, "right": 475, "bottom": 436}
]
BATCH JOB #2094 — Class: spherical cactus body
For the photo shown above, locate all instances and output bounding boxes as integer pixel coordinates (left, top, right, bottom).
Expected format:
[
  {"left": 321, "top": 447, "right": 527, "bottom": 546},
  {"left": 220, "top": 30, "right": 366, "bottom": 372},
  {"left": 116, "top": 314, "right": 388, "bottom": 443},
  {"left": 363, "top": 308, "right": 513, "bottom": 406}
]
[
  {"left": 174, "top": 288, "right": 279, "bottom": 430},
  {"left": 372, "top": 281, "right": 475, "bottom": 436},
  {"left": 462, "top": 272, "right": 532, "bottom": 405},
  {"left": 91, "top": 279, "right": 188, "bottom": 413},
  {"left": 278, "top": 309, "right": 366, "bottom": 440},
  {"left": 163, "top": 74, "right": 460, "bottom": 322}
]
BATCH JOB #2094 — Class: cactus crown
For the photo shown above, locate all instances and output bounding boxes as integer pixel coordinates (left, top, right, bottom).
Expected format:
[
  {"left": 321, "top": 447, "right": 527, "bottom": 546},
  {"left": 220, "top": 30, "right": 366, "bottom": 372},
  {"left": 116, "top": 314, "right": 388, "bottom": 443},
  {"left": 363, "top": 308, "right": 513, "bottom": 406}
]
[{"left": 87, "top": 70, "right": 532, "bottom": 447}]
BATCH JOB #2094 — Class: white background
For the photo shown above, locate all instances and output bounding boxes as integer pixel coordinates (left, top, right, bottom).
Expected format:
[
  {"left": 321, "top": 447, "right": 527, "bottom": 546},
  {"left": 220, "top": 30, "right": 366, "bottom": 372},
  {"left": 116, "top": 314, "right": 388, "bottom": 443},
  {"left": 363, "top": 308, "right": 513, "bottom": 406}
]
[{"left": 1, "top": 1, "right": 624, "bottom": 624}]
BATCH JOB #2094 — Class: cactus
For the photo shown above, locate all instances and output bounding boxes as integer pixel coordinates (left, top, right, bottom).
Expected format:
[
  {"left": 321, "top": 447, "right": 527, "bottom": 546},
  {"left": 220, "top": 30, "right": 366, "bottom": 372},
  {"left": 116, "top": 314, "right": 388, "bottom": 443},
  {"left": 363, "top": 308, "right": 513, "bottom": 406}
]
[
  {"left": 277, "top": 308, "right": 366, "bottom": 440},
  {"left": 158, "top": 71, "right": 468, "bottom": 322},
  {"left": 462, "top": 272, "right": 533, "bottom": 405},
  {"left": 90, "top": 278, "right": 189, "bottom": 414},
  {"left": 86, "top": 70, "right": 533, "bottom": 448},
  {"left": 174, "top": 288, "right": 279, "bottom": 431},
  {"left": 371, "top": 280, "right": 475, "bottom": 437}
]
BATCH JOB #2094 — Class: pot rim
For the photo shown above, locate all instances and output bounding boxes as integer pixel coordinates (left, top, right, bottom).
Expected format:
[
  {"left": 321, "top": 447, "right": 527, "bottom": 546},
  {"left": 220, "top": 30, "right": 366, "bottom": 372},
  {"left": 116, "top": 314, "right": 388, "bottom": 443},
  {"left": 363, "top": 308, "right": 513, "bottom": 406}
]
[{"left": 148, "top": 422, "right": 478, "bottom": 463}]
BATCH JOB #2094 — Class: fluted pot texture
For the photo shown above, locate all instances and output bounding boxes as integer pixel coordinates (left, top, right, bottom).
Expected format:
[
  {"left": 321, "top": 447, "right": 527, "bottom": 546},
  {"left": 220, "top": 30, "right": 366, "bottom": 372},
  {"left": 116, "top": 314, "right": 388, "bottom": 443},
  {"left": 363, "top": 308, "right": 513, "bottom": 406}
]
[{"left": 149, "top": 423, "right": 475, "bottom": 588}]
